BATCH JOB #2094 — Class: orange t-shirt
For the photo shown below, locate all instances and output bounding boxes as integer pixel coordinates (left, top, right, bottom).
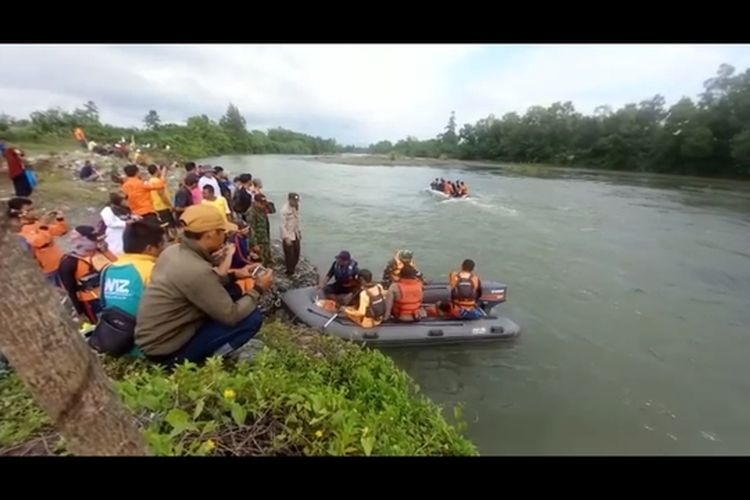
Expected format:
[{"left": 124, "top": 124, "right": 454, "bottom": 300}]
[
  {"left": 122, "top": 176, "right": 162, "bottom": 215},
  {"left": 20, "top": 219, "right": 69, "bottom": 274}
]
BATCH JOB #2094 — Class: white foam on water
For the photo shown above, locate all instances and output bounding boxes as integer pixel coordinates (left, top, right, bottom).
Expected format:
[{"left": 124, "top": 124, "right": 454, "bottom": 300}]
[
  {"left": 700, "top": 431, "right": 718, "bottom": 442},
  {"left": 435, "top": 192, "right": 520, "bottom": 216}
]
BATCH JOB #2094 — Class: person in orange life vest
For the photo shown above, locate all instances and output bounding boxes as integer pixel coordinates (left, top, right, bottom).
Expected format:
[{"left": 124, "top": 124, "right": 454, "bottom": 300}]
[
  {"left": 424, "top": 300, "right": 463, "bottom": 319},
  {"left": 382, "top": 249, "right": 424, "bottom": 289},
  {"left": 319, "top": 250, "right": 359, "bottom": 305},
  {"left": 7, "top": 197, "right": 69, "bottom": 286},
  {"left": 58, "top": 226, "right": 118, "bottom": 324},
  {"left": 121, "top": 163, "right": 166, "bottom": 225},
  {"left": 385, "top": 265, "right": 425, "bottom": 322},
  {"left": 443, "top": 180, "right": 455, "bottom": 196},
  {"left": 339, "top": 269, "right": 387, "bottom": 329},
  {"left": 449, "top": 259, "right": 484, "bottom": 320}
]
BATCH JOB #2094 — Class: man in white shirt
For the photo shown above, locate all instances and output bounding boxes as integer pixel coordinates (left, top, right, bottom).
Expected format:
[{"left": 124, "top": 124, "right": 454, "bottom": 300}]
[
  {"left": 198, "top": 169, "right": 223, "bottom": 200},
  {"left": 280, "top": 193, "right": 301, "bottom": 276}
]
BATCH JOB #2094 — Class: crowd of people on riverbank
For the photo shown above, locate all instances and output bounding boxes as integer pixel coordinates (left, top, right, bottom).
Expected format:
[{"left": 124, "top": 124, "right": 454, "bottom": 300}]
[{"left": 2, "top": 135, "right": 486, "bottom": 368}]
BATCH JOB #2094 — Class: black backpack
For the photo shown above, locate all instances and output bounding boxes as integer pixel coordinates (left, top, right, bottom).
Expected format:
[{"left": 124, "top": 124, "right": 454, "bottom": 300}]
[
  {"left": 87, "top": 267, "right": 136, "bottom": 356},
  {"left": 366, "top": 285, "right": 386, "bottom": 321}
]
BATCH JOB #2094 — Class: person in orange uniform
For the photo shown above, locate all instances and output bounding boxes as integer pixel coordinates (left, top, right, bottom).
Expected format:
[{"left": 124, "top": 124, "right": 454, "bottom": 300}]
[
  {"left": 121, "top": 163, "right": 166, "bottom": 225},
  {"left": 449, "top": 259, "right": 484, "bottom": 320},
  {"left": 73, "top": 127, "right": 87, "bottom": 149},
  {"left": 7, "top": 197, "right": 69, "bottom": 286},
  {"left": 340, "top": 269, "right": 387, "bottom": 329},
  {"left": 425, "top": 301, "right": 463, "bottom": 319},
  {"left": 58, "top": 226, "right": 118, "bottom": 324},
  {"left": 385, "top": 265, "right": 425, "bottom": 322},
  {"left": 382, "top": 249, "right": 423, "bottom": 288},
  {"left": 443, "top": 180, "right": 455, "bottom": 196}
]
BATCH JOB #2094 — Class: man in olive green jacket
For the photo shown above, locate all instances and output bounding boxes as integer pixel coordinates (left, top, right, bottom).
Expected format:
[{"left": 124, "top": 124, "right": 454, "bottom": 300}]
[{"left": 135, "top": 204, "right": 274, "bottom": 365}]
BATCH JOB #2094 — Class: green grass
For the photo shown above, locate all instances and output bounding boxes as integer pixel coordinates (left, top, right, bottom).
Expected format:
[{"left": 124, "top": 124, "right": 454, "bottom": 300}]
[
  {"left": 15, "top": 138, "right": 80, "bottom": 157},
  {"left": 36, "top": 169, "right": 109, "bottom": 204},
  {"left": 0, "top": 323, "right": 477, "bottom": 456}
]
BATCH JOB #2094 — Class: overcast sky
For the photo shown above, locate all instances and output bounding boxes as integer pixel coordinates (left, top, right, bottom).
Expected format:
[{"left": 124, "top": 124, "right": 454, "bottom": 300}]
[{"left": 2, "top": 44, "right": 749, "bottom": 146}]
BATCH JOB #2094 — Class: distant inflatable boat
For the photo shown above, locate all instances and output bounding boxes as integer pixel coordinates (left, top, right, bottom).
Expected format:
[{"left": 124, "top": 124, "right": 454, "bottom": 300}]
[
  {"left": 282, "top": 280, "right": 520, "bottom": 346},
  {"left": 428, "top": 187, "right": 469, "bottom": 199}
]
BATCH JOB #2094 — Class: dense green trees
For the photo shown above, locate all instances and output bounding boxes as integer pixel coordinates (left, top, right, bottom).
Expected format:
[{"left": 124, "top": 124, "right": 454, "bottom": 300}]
[
  {"left": 3, "top": 102, "right": 342, "bottom": 159},
  {"left": 372, "top": 64, "right": 750, "bottom": 177},
  {"left": 4, "top": 63, "right": 749, "bottom": 177}
]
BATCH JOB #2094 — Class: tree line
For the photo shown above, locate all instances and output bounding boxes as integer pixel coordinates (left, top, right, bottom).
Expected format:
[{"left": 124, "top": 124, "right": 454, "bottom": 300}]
[
  {"left": 368, "top": 64, "right": 750, "bottom": 177},
  {"left": 0, "top": 102, "right": 345, "bottom": 158}
]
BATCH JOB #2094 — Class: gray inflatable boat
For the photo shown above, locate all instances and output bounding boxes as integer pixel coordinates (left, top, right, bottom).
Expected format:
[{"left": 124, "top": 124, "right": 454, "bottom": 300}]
[{"left": 281, "top": 280, "right": 521, "bottom": 346}]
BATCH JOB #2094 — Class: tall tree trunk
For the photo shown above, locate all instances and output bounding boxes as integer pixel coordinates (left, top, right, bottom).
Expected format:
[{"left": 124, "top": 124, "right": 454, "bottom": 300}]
[{"left": 0, "top": 207, "right": 148, "bottom": 456}]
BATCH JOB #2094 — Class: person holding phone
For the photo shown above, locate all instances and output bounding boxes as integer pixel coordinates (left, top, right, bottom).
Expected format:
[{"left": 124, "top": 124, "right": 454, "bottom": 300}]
[{"left": 135, "top": 204, "right": 274, "bottom": 366}]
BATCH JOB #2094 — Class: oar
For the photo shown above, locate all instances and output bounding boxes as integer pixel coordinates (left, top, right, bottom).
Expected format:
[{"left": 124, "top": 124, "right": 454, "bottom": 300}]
[{"left": 323, "top": 313, "right": 339, "bottom": 330}]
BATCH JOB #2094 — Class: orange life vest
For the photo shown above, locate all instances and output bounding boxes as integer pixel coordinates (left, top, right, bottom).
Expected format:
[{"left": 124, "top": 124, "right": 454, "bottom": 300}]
[
  {"left": 392, "top": 278, "right": 423, "bottom": 318},
  {"left": 73, "top": 253, "right": 115, "bottom": 302},
  {"left": 425, "top": 302, "right": 463, "bottom": 319},
  {"left": 235, "top": 277, "right": 256, "bottom": 294},
  {"left": 450, "top": 271, "right": 480, "bottom": 308}
]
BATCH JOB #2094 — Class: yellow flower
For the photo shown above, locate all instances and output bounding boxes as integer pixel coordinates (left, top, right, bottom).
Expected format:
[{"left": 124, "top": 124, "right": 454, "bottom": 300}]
[
  {"left": 223, "top": 388, "right": 236, "bottom": 400},
  {"left": 315, "top": 430, "right": 323, "bottom": 438},
  {"left": 205, "top": 439, "right": 216, "bottom": 451}
]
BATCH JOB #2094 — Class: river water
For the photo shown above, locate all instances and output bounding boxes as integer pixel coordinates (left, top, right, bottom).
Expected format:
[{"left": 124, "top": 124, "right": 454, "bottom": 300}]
[{"left": 205, "top": 154, "right": 750, "bottom": 455}]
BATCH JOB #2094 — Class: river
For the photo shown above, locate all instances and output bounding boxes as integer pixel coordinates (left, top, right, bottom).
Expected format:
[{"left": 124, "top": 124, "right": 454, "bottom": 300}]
[{"left": 204, "top": 154, "right": 750, "bottom": 455}]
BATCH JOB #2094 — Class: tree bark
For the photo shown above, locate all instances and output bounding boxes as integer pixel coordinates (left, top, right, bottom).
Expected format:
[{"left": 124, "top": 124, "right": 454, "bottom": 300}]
[{"left": 0, "top": 206, "right": 149, "bottom": 456}]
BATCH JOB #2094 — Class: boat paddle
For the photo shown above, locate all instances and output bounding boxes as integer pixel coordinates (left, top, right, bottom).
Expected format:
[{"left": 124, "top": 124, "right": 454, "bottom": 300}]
[{"left": 323, "top": 313, "right": 338, "bottom": 330}]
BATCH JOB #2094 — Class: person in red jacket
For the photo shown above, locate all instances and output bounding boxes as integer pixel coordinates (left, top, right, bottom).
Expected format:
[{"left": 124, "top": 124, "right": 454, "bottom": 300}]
[{"left": 1, "top": 140, "right": 33, "bottom": 197}]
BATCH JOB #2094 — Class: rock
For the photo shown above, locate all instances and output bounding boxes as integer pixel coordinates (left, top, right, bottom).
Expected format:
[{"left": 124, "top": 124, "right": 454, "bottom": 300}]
[
  {"left": 0, "top": 352, "right": 9, "bottom": 378},
  {"left": 231, "top": 338, "right": 266, "bottom": 363},
  {"left": 28, "top": 151, "right": 130, "bottom": 175},
  {"left": 258, "top": 241, "right": 320, "bottom": 320}
]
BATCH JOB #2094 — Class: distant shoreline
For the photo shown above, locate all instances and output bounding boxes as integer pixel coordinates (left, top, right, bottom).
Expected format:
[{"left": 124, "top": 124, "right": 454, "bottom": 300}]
[
  {"left": 310, "top": 154, "right": 503, "bottom": 169},
  {"left": 308, "top": 154, "right": 750, "bottom": 187}
]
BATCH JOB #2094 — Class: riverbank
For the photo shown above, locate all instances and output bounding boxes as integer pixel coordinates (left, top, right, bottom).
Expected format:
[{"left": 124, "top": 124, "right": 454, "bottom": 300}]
[
  {"left": 0, "top": 149, "right": 477, "bottom": 456},
  {"left": 1, "top": 323, "right": 476, "bottom": 456}
]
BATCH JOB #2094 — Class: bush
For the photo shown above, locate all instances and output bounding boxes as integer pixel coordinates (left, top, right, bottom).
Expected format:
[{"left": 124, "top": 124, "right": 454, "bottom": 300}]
[{"left": 0, "top": 323, "right": 477, "bottom": 456}]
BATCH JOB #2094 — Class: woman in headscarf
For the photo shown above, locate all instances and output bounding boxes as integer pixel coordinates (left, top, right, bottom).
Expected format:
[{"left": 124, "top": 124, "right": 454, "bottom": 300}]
[
  {"left": 58, "top": 226, "right": 118, "bottom": 325},
  {"left": 99, "top": 192, "right": 136, "bottom": 255}
]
